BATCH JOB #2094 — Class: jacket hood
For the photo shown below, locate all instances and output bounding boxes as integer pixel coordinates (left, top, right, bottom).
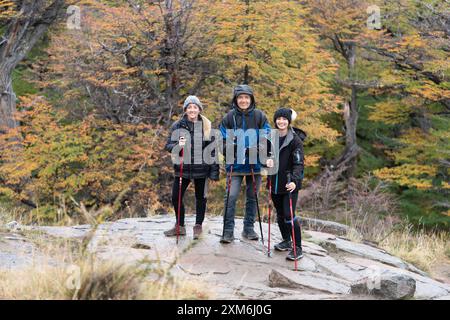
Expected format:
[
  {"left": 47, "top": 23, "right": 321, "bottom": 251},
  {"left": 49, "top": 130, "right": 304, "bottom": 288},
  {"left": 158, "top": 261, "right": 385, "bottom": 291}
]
[
  {"left": 292, "top": 127, "right": 307, "bottom": 142},
  {"left": 231, "top": 84, "right": 256, "bottom": 114},
  {"left": 200, "top": 114, "right": 212, "bottom": 140},
  {"left": 279, "top": 126, "right": 305, "bottom": 151}
]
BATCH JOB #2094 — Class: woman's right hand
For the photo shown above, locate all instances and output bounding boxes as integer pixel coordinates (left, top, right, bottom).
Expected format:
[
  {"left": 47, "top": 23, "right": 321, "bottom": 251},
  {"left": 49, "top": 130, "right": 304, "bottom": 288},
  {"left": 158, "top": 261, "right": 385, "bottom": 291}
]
[
  {"left": 266, "top": 159, "right": 274, "bottom": 168},
  {"left": 179, "top": 136, "right": 186, "bottom": 146},
  {"left": 286, "top": 182, "right": 296, "bottom": 193}
]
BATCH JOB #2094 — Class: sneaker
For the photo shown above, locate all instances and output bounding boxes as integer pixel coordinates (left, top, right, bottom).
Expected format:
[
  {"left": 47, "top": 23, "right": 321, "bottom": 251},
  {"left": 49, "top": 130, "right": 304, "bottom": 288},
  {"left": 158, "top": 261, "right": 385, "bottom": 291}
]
[
  {"left": 241, "top": 229, "right": 259, "bottom": 240},
  {"left": 286, "top": 246, "right": 303, "bottom": 261},
  {"left": 193, "top": 224, "right": 202, "bottom": 240},
  {"left": 164, "top": 225, "right": 186, "bottom": 237},
  {"left": 220, "top": 232, "right": 234, "bottom": 243},
  {"left": 274, "top": 240, "right": 292, "bottom": 251}
]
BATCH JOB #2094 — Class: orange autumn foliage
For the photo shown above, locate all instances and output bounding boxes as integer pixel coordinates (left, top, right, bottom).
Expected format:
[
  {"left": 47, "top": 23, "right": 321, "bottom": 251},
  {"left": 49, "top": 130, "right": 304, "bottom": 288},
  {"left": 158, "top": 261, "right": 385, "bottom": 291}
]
[{"left": 0, "top": 95, "right": 165, "bottom": 223}]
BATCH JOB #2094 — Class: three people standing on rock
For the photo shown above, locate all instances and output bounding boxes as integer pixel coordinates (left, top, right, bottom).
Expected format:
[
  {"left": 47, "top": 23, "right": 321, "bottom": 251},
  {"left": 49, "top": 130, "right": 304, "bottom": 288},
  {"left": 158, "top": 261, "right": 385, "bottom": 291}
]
[{"left": 164, "top": 85, "right": 305, "bottom": 261}]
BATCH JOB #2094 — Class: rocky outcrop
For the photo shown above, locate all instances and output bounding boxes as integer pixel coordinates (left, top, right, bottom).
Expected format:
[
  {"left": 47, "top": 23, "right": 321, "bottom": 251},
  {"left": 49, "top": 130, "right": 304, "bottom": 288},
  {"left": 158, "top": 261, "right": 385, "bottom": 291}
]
[
  {"left": 299, "top": 217, "right": 357, "bottom": 237},
  {"left": 1, "top": 216, "right": 449, "bottom": 300},
  {"left": 351, "top": 269, "right": 416, "bottom": 299}
]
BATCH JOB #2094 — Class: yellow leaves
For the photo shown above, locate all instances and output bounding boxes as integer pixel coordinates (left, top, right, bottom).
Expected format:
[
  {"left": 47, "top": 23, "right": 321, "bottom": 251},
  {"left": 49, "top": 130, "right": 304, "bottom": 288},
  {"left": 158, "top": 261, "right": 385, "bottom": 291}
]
[
  {"left": 0, "top": 0, "right": 13, "bottom": 7},
  {"left": 307, "top": 0, "right": 368, "bottom": 40},
  {"left": 0, "top": 95, "right": 160, "bottom": 219},
  {"left": 402, "top": 164, "right": 436, "bottom": 176},
  {"left": 109, "top": 66, "right": 140, "bottom": 75},
  {"left": 305, "top": 154, "right": 321, "bottom": 167},
  {"left": 36, "top": 0, "right": 341, "bottom": 153},
  {"left": 204, "top": 0, "right": 339, "bottom": 134},
  {"left": 0, "top": 0, "right": 13, "bottom": 10},
  {"left": 398, "top": 34, "right": 427, "bottom": 50},
  {"left": 82, "top": 76, "right": 106, "bottom": 87},
  {"left": 374, "top": 164, "right": 437, "bottom": 190},
  {"left": 144, "top": 69, "right": 165, "bottom": 76},
  {"left": 0, "top": 0, "right": 15, "bottom": 19},
  {"left": 375, "top": 121, "right": 448, "bottom": 192},
  {"left": 0, "top": 187, "right": 20, "bottom": 201},
  {"left": 300, "top": 122, "right": 340, "bottom": 144},
  {"left": 368, "top": 100, "right": 410, "bottom": 125},
  {"left": 398, "top": 127, "right": 425, "bottom": 143},
  {"left": 423, "top": 45, "right": 450, "bottom": 73},
  {"left": 374, "top": 69, "right": 405, "bottom": 90},
  {"left": 391, "top": 128, "right": 442, "bottom": 165},
  {"left": 408, "top": 81, "right": 450, "bottom": 102},
  {"left": 114, "top": 37, "right": 129, "bottom": 45}
]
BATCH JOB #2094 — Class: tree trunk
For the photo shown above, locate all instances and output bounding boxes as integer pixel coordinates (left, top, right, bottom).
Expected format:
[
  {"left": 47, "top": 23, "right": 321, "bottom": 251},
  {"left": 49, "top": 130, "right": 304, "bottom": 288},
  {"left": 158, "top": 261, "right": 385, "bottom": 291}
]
[
  {"left": 332, "top": 41, "right": 360, "bottom": 177},
  {"left": 298, "top": 41, "right": 360, "bottom": 205},
  {"left": 0, "top": 1, "right": 65, "bottom": 207},
  {"left": 162, "top": 1, "right": 181, "bottom": 123},
  {"left": 243, "top": 0, "right": 250, "bottom": 84},
  {"left": 0, "top": 64, "right": 17, "bottom": 133},
  {"left": 332, "top": 89, "right": 359, "bottom": 177},
  {"left": 0, "top": 0, "right": 66, "bottom": 134}
]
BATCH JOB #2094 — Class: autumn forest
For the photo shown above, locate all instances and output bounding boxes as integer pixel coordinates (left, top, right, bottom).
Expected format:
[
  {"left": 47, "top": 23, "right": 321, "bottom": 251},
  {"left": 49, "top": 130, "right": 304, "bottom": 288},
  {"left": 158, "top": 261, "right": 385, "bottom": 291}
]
[{"left": 0, "top": 0, "right": 449, "bottom": 234}]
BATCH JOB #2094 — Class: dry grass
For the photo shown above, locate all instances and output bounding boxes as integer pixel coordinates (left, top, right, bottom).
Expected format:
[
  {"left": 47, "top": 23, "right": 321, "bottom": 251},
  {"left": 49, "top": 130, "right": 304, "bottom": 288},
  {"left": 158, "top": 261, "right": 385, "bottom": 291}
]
[
  {"left": 0, "top": 204, "right": 211, "bottom": 300},
  {"left": 375, "top": 225, "right": 450, "bottom": 275},
  {"left": 300, "top": 174, "right": 450, "bottom": 276},
  {"left": 0, "top": 205, "right": 28, "bottom": 230},
  {"left": 0, "top": 259, "right": 211, "bottom": 300},
  {"left": 302, "top": 174, "right": 399, "bottom": 235}
]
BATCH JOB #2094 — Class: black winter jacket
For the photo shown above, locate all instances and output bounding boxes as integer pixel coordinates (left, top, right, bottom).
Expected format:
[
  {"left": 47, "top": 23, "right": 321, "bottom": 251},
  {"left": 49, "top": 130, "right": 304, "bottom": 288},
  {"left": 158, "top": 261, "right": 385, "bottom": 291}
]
[
  {"left": 165, "top": 114, "right": 220, "bottom": 180},
  {"left": 268, "top": 127, "right": 306, "bottom": 194}
]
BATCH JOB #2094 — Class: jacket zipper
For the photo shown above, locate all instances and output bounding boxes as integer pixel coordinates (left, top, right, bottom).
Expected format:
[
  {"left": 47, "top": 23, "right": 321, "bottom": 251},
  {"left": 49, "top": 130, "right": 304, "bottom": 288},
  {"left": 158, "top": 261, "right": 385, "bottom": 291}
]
[
  {"left": 275, "top": 173, "right": 279, "bottom": 194},
  {"left": 274, "top": 131, "right": 292, "bottom": 194}
]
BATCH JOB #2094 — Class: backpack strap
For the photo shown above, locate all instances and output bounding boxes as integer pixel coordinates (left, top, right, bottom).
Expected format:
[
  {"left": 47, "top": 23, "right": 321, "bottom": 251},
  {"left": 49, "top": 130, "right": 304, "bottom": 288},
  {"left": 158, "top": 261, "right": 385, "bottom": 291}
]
[{"left": 255, "top": 109, "right": 264, "bottom": 128}]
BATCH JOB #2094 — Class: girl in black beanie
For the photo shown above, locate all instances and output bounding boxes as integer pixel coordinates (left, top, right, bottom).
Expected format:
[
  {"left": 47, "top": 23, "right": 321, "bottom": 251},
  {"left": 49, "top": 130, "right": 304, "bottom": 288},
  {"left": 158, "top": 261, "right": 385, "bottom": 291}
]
[{"left": 266, "top": 107, "right": 306, "bottom": 260}]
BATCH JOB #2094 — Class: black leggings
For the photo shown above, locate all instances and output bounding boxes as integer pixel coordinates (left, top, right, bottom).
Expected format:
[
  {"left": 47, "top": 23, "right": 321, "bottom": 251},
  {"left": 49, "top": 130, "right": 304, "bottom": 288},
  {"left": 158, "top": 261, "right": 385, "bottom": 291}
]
[
  {"left": 271, "top": 192, "right": 302, "bottom": 247},
  {"left": 171, "top": 177, "right": 207, "bottom": 226}
]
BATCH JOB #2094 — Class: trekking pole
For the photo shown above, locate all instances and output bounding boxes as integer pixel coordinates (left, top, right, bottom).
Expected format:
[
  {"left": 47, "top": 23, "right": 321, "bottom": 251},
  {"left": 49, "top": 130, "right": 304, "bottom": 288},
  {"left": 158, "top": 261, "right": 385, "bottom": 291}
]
[
  {"left": 222, "top": 164, "right": 233, "bottom": 239},
  {"left": 267, "top": 151, "right": 274, "bottom": 257},
  {"left": 250, "top": 164, "right": 264, "bottom": 246},
  {"left": 287, "top": 172, "right": 298, "bottom": 271},
  {"left": 267, "top": 176, "right": 272, "bottom": 257},
  {"left": 176, "top": 147, "right": 184, "bottom": 245}
]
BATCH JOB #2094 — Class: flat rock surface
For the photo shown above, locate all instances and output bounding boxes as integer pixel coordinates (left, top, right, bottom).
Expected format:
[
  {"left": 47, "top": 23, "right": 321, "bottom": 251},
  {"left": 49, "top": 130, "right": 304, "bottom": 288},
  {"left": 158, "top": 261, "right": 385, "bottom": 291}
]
[
  {"left": 1, "top": 216, "right": 449, "bottom": 300},
  {"left": 0, "top": 232, "right": 54, "bottom": 269}
]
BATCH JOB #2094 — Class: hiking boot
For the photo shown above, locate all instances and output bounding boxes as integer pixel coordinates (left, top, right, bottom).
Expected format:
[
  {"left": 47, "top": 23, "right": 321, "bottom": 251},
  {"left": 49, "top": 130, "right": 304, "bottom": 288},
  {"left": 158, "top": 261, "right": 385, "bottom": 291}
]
[
  {"left": 193, "top": 224, "right": 202, "bottom": 240},
  {"left": 220, "top": 232, "right": 234, "bottom": 244},
  {"left": 286, "top": 246, "right": 303, "bottom": 261},
  {"left": 241, "top": 229, "right": 259, "bottom": 240},
  {"left": 274, "top": 240, "right": 292, "bottom": 251},
  {"left": 164, "top": 225, "right": 186, "bottom": 237}
]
